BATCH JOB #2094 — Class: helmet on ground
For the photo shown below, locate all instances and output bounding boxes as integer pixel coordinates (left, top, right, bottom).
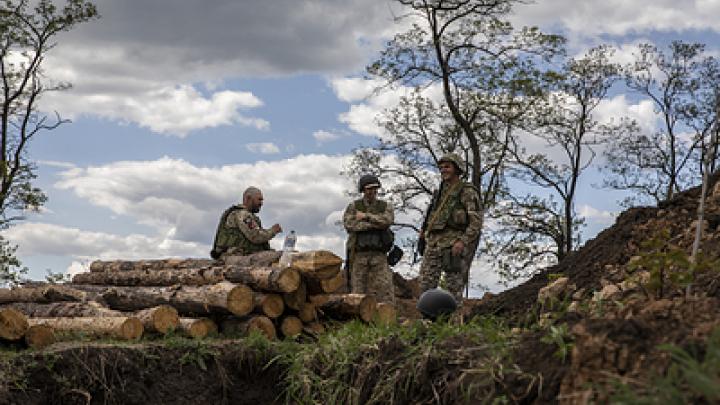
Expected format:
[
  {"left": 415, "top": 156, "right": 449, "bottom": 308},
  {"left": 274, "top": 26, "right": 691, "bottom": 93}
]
[
  {"left": 358, "top": 174, "right": 381, "bottom": 192},
  {"left": 438, "top": 153, "right": 465, "bottom": 174},
  {"left": 416, "top": 288, "right": 458, "bottom": 321}
]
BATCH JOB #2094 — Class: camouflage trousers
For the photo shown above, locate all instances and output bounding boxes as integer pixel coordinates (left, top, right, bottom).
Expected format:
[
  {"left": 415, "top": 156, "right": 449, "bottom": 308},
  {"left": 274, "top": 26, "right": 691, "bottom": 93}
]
[
  {"left": 418, "top": 245, "right": 471, "bottom": 304},
  {"left": 350, "top": 251, "right": 395, "bottom": 304}
]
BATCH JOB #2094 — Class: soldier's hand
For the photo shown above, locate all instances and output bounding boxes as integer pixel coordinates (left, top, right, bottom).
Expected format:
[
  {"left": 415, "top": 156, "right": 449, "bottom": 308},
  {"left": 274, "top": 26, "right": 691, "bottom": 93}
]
[
  {"left": 355, "top": 212, "right": 366, "bottom": 221},
  {"left": 271, "top": 224, "right": 282, "bottom": 234},
  {"left": 452, "top": 240, "right": 464, "bottom": 256}
]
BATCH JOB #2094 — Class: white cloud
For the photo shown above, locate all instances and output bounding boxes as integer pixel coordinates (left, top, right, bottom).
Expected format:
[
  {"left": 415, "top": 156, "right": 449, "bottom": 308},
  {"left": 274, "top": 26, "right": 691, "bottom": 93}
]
[
  {"left": 578, "top": 204, "right": 617, "bottom": 226},
  {"left": 48, "top": 155, "right": 355, "bottom": 258},
  {"left": 246, "top": 142, "right": 281, "bottom": 154},
  {"left": 313, "top": 130, "right": 341, "bottom": 143},
  {"left": 42, "top": 84, "right": 268, "bottom": 137}
]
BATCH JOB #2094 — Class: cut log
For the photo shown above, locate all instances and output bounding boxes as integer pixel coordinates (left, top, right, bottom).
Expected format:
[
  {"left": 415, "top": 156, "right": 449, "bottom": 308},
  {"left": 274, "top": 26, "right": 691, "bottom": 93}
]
[
  {"left": 135, "top": 305, "right": 179, "bottom": 334},
  {"left": 303, "top": 322, "right": 325, "bottom": 335},
  {"left": 309, "top": 293, "right": 377, "bottom": 322},
  {"left": 220, "top": 316, "right": 276, "bottom": 340},
  {"left": 374, "top": 302, "right": 397, "bottom": 325},
  {"left": 283, "top": 280, "right": 306, "bottom": 311},
  {"left": 278, "top": 316, "right": 303, "bottom": 339},
  {"left": 289, "top": 250, "right": 342, "bottom": 280},
  {"left": 2, "top": 301, "right": 122, "bottom": 318},
  {"left": 179, "top": 318, "right": 217, "bottom": 339},
  {"left": 0, "top": 285, "right": 85, "bottom": 304},
  {"left": 253, "top": 293, "right": 284, "bottom": 319},
  {"left": 28, "top": 317, "right": 143, "bottom": 340},
  {"left": 222, "top": 250, "right": 282, "bottom": 267},
  {"left": 306, "top": 269, "right": 347, "bottom": 295},
  {"left": 223, "top": 266, "right": 300, "bottom": 293},
  {"left": 0, "top": 308, "right": 28, "bottom": 341},
  {"left": 100, "top": 282, "right": 254, "bottom": 317},
  {"left": 89, "top": 258, "right": 217, "bottom": 272},
  {"left": 297, "top": 302, "right": 317, "bottom": 323},
  {"left": 24, "top": 324, "right": 55, "bottom": 349},
  {"left": 72, "top": 267, "right": 224, "bottom": 286}
]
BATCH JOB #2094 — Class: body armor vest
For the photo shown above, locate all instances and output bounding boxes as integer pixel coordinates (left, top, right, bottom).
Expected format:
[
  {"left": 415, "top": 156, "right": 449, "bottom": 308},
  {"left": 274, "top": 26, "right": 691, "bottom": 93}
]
[
  {"left": 428, "top": 182, "right": 474, "bottom": 232},
  {"left": 352, "top": 199, "right": 394, "bottom": 252},
  {"left": 210, "top": 205, "right": 270, "bottom": 259}
]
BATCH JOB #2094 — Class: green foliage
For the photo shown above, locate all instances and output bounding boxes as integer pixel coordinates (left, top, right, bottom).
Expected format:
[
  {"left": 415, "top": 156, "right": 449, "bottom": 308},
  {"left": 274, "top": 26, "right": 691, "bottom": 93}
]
[
  {"left": 0, "top": 235, "right": 27, "bottom": 287},
  {"left": 627, "top": 229, "right": 720, "bottom": 298},
  {"left": 275, "top": 317, "right": 520, "bottom": 405},
  {"left": 611, "top": 327, "right": 720, "bottom": 404},
  {"left": 540, "top": 323, "right": 574, "bottom": 363},
  {"left": 44, "top": 268, "right": 70, "bottom": 284}
]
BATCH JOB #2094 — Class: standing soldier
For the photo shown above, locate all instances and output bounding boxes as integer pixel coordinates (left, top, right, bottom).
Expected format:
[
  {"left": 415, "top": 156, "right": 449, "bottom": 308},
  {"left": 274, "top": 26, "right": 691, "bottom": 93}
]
[
  {"left": 211, "top": 186, "right": 282, "bottom": 260},
  {"left": 343, "top": 175, "right": 395, "bottom": 304},
  {"left": 418, "top": 153, "right": 482, "bottom": 304}
]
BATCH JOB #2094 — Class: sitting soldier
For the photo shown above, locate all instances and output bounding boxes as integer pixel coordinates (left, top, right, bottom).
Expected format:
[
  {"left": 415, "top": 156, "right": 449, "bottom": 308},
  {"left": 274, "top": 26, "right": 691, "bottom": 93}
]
[{"left": 211, "top": 186, "right": 282, "bottom": 260}]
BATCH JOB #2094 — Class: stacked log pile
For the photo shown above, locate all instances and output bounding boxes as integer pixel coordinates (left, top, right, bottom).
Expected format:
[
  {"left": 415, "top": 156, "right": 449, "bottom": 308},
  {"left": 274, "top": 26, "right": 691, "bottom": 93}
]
[{"left": 0, "top": 250, "right": 395, "bottom": 348}]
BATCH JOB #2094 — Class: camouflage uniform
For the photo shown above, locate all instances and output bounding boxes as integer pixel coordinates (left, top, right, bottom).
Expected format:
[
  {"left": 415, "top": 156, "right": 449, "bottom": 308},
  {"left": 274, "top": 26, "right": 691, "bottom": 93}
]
[
  {"left": 213, "top": 204, "right": 279, "bottom": 260},
  {"left": 343, "top": 198, "right": 395, "bottom": 304},
  {"left": 419, "top": 181, "right": 482, "bottom": 303}
]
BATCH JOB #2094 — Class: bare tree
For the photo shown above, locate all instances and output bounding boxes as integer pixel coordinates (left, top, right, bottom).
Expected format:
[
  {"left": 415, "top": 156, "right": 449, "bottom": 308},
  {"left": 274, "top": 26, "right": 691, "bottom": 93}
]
[
  {"left": 603, "top": 41, "right": 706, "bottom": 207},
  {"left": 0, "top": 0, "right": 98, "bottom": 285},
  {"left": 491, "top": 45, "right": 631, "bottom": 276}
]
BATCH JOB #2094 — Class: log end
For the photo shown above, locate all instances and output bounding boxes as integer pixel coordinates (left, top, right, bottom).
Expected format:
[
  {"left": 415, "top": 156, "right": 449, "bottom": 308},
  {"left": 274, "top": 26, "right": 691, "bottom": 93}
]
[
  {"left": 0, "top": 308, "right": 29, "bottom": 341},
  {"left": 261, "top": 294, "right": 285, "bottom": 319},
  {"left": 119, "top": 317, "right": 144, "bottom": 340},
  {"left": 297, "top": 302, "right": 317, "bottom": 323},
  {"left": 279, "top": 316, "right": 303, "bottom": 339},
  {"left": 357, "top": 294, "right": 378, "bottom": 323},
  {"left": 374, "top": 302, "right": 397, "bottom": 325},
  {"left": 227, "top": 284, "right": 254, "bottom": 317},
  {"left": 277, "top": 267, "right": 301, "bottom": 293},
  {"left": 248, "top": 316, "right": 277, "bottom": 340},
  {"left": 24, "top": 324, "right": 55, "bottom": 349},
  {"left": 182, "top": 318, "right": 217, "bottom": 339},
  {"left": 151, "top": 305, "right": 179, "bottom": 334}
]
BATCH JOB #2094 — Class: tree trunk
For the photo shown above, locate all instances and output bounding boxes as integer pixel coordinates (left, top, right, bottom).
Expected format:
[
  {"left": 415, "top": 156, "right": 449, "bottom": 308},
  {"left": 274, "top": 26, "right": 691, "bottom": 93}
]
[
  {"left": 24, "top": 324, "right": 55, "bottom": 349},
  {"left": 253, "top": 293, "right": 284, "bottom": 319},
  {"left": 178, "top": 318, "right": 217, "bottom": 339},
  {"left": 72, "top": 267, "right": 225, "bottom": 286},
  {"left": 278, "top": 316, "right": 303, "bottom": 339},
  {"left": 28, "top": 317, "right": 143, "bottom": 340},
  {"left": 283, "top": 280, "right": 306, "bottom": 311},
  {"left": 223, "top": 266, "right": 300, "bottom": 293},
  {"left": 306, "top": 269, "right": 346, "bottom": 295},
  {"left": 100, "top": 282, "right": 254, "bottom": 317},
  {"left": 0, "top": 285, "right": 86, "bottom": 304},
  {"left": 296, "top": 302, "right": 317, "bottom": 323},
  {"left": 89, "top": 258, "right": 218, "bottom": 273},
  {"left": 222, "top": 250, "right": 282, "bottom": 267},
  {"left": 135, "top": 305, "right": 179, "bottom": 334},
  {"left": 2, "top": 301, "right": 122, "bottom": 318},
  {"left": 289, "top": 250, "right": 342, "bottom": 280},
  {"left": 374, "top": 302, "right": 397, "bottom": 325},
  {"left": 0, "top": 307, "right": 28, "bottom": 341},
  {"left": 309, "top": 293, "right": 377, "bottom": 322},
  {"left": 220, "top": 315, "right": 276, "bottom": 340}
]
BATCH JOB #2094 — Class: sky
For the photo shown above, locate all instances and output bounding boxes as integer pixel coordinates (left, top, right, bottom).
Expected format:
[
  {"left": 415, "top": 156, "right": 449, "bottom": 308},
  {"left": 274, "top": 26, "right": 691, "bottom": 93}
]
[{"left": 4, "top": 0, "right": 720, "bottom": 294}]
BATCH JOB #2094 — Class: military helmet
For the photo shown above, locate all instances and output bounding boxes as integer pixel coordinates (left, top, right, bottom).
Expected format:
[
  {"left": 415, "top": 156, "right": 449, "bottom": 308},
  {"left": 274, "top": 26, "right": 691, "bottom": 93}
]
[
  {"left": 438, "top": 153, "right": 465, "bottom": 174},
  {"left": 416, "top": 288, "right": 458, "bottom": 321},
  {"left": 358, "top": 174, "right": 381, "bottom": 192}
]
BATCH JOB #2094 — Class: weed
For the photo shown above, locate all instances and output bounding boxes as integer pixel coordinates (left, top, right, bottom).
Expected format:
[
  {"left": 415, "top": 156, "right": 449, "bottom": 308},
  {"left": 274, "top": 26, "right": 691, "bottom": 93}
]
[{"left": 541, "top": 324, "right": 574, "bottom": 363}]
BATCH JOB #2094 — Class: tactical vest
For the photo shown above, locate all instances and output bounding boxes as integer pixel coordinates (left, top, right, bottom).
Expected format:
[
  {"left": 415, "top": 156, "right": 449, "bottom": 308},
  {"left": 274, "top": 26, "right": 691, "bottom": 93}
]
[
  {"left": 210, "top": 205, "right": 270, "bottom": 259},
  {"left": 351, "top": 199, "right": 394, "bottom": 252},
  {"left": 427, "top": 182, "right": 476, "bottom": 232}
]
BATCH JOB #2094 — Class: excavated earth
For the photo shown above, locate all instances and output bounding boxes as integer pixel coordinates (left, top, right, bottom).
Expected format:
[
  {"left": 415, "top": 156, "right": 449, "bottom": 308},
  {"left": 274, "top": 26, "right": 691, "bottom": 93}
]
[{"left": 2, "top": 176, "right": 720, "bottom": 404}]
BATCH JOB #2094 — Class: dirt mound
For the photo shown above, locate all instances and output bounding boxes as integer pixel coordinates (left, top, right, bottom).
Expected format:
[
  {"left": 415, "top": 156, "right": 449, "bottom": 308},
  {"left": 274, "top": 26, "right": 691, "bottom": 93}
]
[{"left": 0, "top": 341, "right": 283, "bottom": 405}]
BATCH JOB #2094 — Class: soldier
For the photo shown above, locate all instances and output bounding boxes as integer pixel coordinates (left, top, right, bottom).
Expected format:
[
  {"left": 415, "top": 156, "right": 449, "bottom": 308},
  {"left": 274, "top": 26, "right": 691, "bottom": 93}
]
[
  {"left": 343, "top": 175, "right": 395, "bottom": 304},
  {"left": 210, "top": 186, "right": 282, "bottom": 260},
  {"left": 418, "top": 153, "right": 482, "bottom": 304}
]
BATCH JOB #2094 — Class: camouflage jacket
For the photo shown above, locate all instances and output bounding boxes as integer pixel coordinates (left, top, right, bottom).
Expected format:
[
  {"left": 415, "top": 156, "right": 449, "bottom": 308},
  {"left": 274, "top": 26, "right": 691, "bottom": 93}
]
[{"left": 424, "top": 181, "right": 482, "bottom": 249}]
